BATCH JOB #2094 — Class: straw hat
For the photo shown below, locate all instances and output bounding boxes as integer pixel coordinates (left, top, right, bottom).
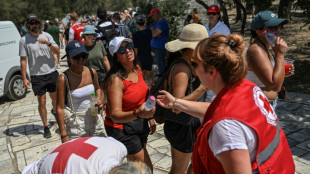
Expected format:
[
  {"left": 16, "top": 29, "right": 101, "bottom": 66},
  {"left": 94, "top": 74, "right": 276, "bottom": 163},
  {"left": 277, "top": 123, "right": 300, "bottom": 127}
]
[{"left": 165, "top": 23, "right": 208, "bottom": 52}]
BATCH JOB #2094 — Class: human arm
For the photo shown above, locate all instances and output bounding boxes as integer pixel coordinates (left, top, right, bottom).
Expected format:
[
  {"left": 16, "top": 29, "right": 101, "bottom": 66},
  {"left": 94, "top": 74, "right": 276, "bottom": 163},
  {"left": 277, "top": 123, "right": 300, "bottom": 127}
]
[
  {"left": 37, "top": 34, "right": 60, "bottom": 55},
  {"left": 20, "top": 56, "right": 30, "bottom": 88},
  {"left": 92, "top": 68, "right": 104, "bottom": 110},
  {"left": 246, "top": 42, "right": 285, "bottom": 92},
  {"left": 156, "top": 90, "right": 210, "bottom": 119},
  {"left": 106, "top": 76, "right": 155, "bottom": 123},
  {"left": 152, "top": 28, "right": 162, "bottom": 38},
  {"left": 218, "top": 150, "right": 252, "bottom": 174},
  {"left": 102, "top": 56, "right": 110, "bottom": 72},
  {"left": 56, "top": 74, "right": 70, "bottom": 143},
  {"left": 170, "top": 64, "right": 208, "bottom": 113}
]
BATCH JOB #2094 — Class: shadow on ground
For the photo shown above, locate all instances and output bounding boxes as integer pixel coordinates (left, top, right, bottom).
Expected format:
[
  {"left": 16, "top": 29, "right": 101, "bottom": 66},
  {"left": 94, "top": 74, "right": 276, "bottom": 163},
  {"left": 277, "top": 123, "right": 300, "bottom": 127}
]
[{"left": 3, "top": 121, "right": 57, "bottom": 137}]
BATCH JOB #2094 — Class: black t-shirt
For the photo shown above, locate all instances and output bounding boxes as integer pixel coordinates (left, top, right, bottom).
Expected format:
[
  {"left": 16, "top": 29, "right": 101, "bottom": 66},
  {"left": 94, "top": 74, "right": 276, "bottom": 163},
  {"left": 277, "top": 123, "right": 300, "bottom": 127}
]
[{"left": 132, "top": 29, "right": 153, "bottom": 60}]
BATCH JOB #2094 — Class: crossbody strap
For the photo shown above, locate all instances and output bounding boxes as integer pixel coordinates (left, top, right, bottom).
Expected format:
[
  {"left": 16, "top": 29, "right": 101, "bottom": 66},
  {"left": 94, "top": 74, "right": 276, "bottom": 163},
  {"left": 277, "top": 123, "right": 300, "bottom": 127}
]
[{"left": 63, "top": 73, "right": 75, "bottom": 113}]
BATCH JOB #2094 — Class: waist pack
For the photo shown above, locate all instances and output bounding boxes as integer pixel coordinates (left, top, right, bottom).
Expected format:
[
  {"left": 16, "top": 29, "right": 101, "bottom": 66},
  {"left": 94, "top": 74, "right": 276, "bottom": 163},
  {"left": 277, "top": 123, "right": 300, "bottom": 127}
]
[{"left": 150, "top": 59, "right": 194, "bottom": 125}]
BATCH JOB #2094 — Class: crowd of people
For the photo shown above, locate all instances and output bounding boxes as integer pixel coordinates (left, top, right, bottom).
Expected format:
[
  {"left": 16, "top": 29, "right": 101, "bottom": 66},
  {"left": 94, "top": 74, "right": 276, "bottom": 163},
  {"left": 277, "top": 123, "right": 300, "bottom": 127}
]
[{"left": 19, "top": 4, "right": 296, "bottom": 174}]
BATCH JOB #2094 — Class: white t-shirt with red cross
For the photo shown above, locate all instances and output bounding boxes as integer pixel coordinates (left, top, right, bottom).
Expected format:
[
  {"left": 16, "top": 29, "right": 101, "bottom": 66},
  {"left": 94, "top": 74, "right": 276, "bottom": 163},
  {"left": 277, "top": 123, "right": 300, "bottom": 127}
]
[{"left": 22, "top": 137, "right": 127, "bottom": 174}]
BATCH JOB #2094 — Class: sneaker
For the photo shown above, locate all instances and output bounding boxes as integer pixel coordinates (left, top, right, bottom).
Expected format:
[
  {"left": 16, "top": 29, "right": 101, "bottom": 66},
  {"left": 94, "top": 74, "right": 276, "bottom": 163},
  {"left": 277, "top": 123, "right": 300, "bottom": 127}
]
[
  {"left": 56, "top": 64, "right": 61, "bottom": 69},
  {"left": 44, "top": 126, "right": 52, "bottom": 138}
]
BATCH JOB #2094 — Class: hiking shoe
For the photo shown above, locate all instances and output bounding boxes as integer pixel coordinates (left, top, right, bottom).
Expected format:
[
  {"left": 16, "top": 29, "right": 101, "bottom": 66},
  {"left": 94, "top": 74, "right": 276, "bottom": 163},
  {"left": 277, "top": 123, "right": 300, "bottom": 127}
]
[{"left": 44, "top": 126, "right": 52, "bottom": 138}]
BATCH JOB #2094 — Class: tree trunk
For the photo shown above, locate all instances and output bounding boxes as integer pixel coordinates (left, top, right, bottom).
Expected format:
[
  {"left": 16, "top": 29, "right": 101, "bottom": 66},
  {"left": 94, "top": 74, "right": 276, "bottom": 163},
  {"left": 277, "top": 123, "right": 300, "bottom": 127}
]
[
  {"left": 217, "top": 0, "right": 230, "bottom": 28},
  {"left": 278, "top": 0, "right": 293, "bottom": 19},
  {"left": 235, "top": 0, "right": 242, "bottom": 23}
]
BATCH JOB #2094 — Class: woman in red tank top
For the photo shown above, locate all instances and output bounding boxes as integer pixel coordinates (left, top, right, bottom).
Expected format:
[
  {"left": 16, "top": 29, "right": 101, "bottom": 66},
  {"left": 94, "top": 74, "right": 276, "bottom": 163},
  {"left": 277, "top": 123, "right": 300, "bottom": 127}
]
[{"left": 103, "top": 37, "right": 156, "bottom": 172}]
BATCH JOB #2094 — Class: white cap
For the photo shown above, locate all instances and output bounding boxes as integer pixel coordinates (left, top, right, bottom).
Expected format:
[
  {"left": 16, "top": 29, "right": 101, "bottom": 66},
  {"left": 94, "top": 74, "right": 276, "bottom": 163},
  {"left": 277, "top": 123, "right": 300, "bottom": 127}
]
[{"left": 109, "top": 36, "right": 132, "bottom": 56}]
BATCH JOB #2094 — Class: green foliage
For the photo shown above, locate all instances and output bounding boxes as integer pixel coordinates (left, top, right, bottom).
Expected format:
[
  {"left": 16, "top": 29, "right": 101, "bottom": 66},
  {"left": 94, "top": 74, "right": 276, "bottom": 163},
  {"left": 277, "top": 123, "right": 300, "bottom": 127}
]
[{"left": 158, "top": 0, "right": 189, "bottom": 41}]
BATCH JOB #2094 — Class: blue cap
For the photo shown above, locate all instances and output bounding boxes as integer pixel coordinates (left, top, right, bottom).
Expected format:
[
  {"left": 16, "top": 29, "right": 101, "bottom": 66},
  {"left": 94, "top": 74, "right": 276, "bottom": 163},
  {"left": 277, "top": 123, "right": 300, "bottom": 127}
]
[
  {"left": 82, "top": 25, "right": 98, "bottom": 38},
  {"left": 251, "top": 10, "right": 288, "bottom": 30},
  {"left": 65, "top": 41, "right": 88, "bottom": 57}
]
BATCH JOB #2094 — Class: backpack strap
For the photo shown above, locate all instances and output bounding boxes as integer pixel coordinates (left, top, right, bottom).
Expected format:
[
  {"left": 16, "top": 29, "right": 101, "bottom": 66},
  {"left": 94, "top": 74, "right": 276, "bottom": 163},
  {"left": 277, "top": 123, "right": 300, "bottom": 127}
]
[{"left": 88, "top": 67, "right": 94, "bottom": 81}]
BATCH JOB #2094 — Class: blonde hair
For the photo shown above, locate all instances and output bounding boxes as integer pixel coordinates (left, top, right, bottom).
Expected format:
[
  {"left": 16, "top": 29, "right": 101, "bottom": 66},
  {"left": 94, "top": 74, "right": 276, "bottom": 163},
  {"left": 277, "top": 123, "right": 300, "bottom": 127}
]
[
  {"left": 193, "top": 33, "right": 248, "bottom": 86},
  {"left": 108, "top": 161, "right": 152, "bottom": 174}
]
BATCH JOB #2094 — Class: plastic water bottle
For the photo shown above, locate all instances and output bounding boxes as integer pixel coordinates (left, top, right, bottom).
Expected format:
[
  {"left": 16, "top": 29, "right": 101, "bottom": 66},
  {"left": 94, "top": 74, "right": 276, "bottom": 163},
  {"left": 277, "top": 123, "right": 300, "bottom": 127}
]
[
  {"left": 91, "top": 92, "right": 98, "bottom": 116},
  {"left": 144, "top": 95, "right": 156, "bottom": 110},
  {"left": 264, "top": 31, "right": 289, "bottom": 51}
]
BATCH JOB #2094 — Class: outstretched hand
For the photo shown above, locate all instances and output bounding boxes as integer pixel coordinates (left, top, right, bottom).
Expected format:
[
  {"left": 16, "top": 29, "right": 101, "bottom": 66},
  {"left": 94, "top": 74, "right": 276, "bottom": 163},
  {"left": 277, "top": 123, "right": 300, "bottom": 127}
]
[{"left": 156, "top": 90, "right": 175, "bottom": 109}]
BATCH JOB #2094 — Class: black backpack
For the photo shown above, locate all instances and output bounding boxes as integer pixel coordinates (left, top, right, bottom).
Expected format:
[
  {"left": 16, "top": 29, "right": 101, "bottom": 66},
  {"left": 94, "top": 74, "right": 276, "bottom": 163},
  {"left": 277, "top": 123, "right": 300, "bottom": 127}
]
[{"left": 96, "top": 22, "right": 120, "bottom": 45}]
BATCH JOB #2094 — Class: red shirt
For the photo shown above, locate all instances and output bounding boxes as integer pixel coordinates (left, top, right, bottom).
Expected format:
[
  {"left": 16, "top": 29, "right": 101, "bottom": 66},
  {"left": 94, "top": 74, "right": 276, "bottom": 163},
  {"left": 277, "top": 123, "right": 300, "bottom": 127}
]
[
  {"left": 192, "top": 79, "right": 295, "bottom": 174},
  {"left": 105, "top": 70, "right": 149, "bottom": 129},
  {"left": 71, "top": 23, "right": 85, "bottom": 43}
]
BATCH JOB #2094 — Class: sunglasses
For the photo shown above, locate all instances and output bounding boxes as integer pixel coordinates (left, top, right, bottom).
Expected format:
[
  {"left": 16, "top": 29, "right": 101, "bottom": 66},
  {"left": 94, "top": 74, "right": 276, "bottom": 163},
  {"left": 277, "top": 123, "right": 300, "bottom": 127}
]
[
  {"left": 267, "top": 24, "right": 283, "bottom": 32},
  {"left": 191, "top": 58, "right": 199, "bottom": 69},
  {"left": 29, "top": 21, "right": 40, "bottom": 25},
  {"left": 207, "top": 12, "right": 219, "bottom": 16},
  {"left": 117, "top": 42, "right": 134, "bottom": 54},
  {"left": 72, "top": 53, "right": 88, "bottom": 60}
]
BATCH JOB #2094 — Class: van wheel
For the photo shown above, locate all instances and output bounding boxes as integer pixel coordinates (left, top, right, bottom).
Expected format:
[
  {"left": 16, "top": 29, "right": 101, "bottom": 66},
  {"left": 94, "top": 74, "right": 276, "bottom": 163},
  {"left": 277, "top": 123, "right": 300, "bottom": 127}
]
[{"left": 7, "top": 74, "right": 26, "bottom": 100}]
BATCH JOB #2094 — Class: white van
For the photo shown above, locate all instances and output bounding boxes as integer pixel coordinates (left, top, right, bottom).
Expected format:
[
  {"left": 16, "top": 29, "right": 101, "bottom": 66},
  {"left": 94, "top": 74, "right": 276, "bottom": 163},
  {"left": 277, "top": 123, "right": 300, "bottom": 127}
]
[{"left": 0, "top": 21, "right": 29, "bottom": 100}]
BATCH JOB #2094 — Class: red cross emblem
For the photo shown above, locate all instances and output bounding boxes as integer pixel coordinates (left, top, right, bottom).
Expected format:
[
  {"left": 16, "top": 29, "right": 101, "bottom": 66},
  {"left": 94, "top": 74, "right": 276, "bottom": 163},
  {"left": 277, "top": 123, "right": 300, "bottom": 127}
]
[
  {"left": 51, "top": 137, "right": 98, "bottom": 173},
  {"left": 253, "top": 86, "right": 277, "bottom": 126}
]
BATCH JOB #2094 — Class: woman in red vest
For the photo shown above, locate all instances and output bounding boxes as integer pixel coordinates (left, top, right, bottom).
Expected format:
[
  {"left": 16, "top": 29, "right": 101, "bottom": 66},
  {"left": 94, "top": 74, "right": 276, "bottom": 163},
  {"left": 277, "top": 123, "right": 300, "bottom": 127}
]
[{"left": 156, "top": 34, "right": 295, "bottom": 173}]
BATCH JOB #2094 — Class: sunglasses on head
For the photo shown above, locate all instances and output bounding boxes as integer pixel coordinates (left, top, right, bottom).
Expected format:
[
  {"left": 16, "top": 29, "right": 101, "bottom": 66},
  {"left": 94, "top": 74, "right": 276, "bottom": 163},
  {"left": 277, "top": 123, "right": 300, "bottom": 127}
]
[
  {"left": 72, "top": 53, "right": 88, "bottom": 60},
  {"left": 191, "top": 58, "right": 199, "bottom": 69},
  {"left": 29, "top": 21, "right": 40, "bottom": 25},
  {"left": 267, "top": 24, "right": 283, "bottom": 32},
  {"left": 207, "top": 12, "right": 218, "bottom": 16},
  {"left": 117, "top": 42, "right": 134, "bottom": 54}
]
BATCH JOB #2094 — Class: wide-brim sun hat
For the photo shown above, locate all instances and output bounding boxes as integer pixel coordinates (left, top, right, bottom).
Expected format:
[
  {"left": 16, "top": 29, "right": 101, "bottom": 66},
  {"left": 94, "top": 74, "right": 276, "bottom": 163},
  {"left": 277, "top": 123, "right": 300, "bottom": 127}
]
[
  {"left": 165, "top": 23, "right": 209, "bottom": 52},
  {"left": 109, "top": 36, "right": 133, "bottom": 56},
  {"left": 82, "top": 25, "right": 98, "bottom": 38},
  {"left": 65, "top": 40, "right": 88, "bottom": 57},
  {"left": 251, "top": 10, "right": 288, "bottom": 30}
]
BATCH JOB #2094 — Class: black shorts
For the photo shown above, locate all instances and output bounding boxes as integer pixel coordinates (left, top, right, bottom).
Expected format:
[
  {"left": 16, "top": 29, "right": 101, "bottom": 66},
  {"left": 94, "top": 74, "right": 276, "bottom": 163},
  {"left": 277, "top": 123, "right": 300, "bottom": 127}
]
[
  {"left": 104, "top": 122, "right": 149, "bottom": 155},
  {"left": 164, "top": 118, "right": 201, "bottom": 153},
  {"left": 31, "top": 71, "right": 59, "bottom": 96}
]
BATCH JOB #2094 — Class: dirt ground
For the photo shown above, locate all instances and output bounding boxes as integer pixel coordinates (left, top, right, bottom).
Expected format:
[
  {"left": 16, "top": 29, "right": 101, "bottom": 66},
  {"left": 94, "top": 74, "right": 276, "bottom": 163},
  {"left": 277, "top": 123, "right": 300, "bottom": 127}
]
[{"left": 227, "top": 8, "right": 310, "bottom": 94}]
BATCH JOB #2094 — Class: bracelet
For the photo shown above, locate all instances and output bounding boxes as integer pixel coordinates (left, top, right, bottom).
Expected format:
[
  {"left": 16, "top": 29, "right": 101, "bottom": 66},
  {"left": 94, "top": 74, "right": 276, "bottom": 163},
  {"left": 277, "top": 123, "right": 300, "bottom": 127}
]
[
  {"left": 61, "top": 135, "right": 68, "bottom": 139},
  {"left": 47, "top": 43, "right": 52, "bottom": 47},
  {"left": 172, "top": 98, "right": 178, "bottom": 113},
  {"left": 133, "top": 109, "right": 140, "bottom": 118}
]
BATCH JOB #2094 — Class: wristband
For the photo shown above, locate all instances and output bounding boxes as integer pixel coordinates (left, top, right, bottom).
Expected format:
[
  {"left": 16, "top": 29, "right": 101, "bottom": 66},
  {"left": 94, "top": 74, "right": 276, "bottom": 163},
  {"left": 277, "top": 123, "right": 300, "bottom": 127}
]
[
  {"left": 172, "top": 98, "right": 178, "bottom": 113},
  {"left": 133, "top": 109, "right": 140, "bottom": 118},
  {"left": 47, "top": 43, "right": 52, "bottom": 47}
]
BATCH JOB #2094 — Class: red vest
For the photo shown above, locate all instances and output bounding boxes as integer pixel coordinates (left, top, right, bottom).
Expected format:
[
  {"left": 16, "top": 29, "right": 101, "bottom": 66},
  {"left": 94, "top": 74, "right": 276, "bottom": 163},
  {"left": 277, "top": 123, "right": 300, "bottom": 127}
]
[
  {"left": 192, "top": 79, "right": 295, "bottom": 174},
  {"left": 71, "top": 24, "right": 85, "bottom": 43}
]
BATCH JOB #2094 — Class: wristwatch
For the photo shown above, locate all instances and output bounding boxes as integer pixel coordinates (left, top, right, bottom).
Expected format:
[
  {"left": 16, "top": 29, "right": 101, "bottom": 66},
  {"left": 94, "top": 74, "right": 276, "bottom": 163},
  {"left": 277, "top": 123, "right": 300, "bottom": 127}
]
[{"left": 47, "top": 42, "right": 52, "bottom": 47}]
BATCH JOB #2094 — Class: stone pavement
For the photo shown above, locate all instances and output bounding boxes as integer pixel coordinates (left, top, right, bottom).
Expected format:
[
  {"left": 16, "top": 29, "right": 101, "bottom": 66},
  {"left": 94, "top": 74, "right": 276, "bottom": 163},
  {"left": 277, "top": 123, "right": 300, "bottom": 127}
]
[{"left": 0, "top": 50, "right": 310, "bottom": 174}]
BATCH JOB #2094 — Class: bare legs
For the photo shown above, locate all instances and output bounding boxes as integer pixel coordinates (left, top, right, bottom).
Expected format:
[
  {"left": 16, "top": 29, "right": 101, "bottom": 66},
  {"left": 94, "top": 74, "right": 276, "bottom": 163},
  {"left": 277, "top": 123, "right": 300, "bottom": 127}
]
[{"left": 127, "top": 145, "right": 153, "bottom": 172}]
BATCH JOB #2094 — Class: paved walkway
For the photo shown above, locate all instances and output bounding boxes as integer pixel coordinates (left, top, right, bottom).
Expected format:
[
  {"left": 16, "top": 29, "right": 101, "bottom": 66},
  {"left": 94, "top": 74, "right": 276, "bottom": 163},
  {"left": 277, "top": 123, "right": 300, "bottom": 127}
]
[{"left": 0, "top": 50, "right": 310, "bottom": 174}]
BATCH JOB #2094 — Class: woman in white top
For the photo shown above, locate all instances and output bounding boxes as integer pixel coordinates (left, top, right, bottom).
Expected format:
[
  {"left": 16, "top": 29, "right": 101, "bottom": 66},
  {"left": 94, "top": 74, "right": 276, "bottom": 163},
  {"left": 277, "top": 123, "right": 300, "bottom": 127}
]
[
  {"left": 246, "top": 11, "right": 292, "bottom": 108},
  {"left": 56, "top": 40, "right": 104, "bottom": 143}
]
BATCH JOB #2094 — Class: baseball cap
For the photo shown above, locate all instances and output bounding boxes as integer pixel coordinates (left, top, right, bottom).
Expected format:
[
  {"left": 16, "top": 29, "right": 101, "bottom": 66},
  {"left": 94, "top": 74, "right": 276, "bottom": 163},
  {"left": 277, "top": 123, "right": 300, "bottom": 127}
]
[
  {"left": 109, "top": 37, "right": 132, "bottom": 56},
  {"left": 82, "top": 25, "right": 98, "bottom": 38},
  {"left": 149, "top": 8, "right": 160, "bottom": 17},
  {"left": 27, "top": 14, "right": 39, "bottom": 23},
  {"left": 251, "top": 10, "right": 288, "bottom": 30},
  {"left": 135, "top": 15, "right": 145, "bottom": 24},
  {"left": 207, "top": 5, "right": 220, "bottom": 13},
  {"left": 65, "top": 41, "right": 88, "bottom": 57}
]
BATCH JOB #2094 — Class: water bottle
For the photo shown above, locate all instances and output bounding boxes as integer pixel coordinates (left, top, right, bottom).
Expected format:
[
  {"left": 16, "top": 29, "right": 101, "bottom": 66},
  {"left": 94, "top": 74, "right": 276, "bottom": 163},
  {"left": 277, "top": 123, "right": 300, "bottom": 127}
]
[
  {"left": 144, "top": 95, "right": 156, "bottom": 110},
  {"left": 264, "top": 31, "right": 289, "bottom": 51},
  {"left": 91, "top": 92, "right": 98, "bottom": 116}
]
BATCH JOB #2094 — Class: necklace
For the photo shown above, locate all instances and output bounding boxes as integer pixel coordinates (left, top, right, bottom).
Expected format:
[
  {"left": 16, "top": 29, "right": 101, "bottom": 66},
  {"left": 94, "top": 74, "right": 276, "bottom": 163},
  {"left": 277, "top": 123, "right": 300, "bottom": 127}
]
[
  {"left": 256, "top": 38, "right": 271, "bottom": 59},
  {"left": 69, "top": 68, "right": 83, "bottom": 76}
]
